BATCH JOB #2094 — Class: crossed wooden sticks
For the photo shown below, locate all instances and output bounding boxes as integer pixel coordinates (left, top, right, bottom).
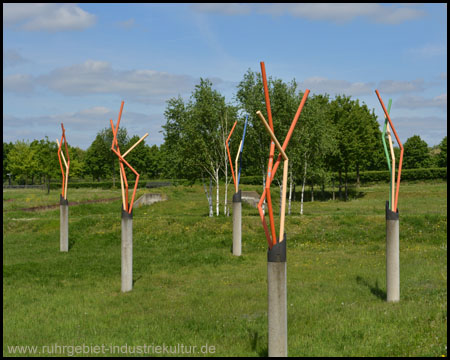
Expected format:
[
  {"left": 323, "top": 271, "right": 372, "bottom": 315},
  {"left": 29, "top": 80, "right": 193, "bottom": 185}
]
[
  {"left": 56, "top": 123, "right": 70, "bottom": 200},
  {"left": 110, "top": 101, "right": 148, "bottom": 214},
  {"left": 257, "top": 62, "right": 310, "bottom": 249}
]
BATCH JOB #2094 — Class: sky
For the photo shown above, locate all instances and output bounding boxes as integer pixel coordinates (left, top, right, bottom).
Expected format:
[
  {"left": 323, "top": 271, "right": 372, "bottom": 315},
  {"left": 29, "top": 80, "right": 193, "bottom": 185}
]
[{"left": 3, "top": 3, "right": 447, "bottom": 150}]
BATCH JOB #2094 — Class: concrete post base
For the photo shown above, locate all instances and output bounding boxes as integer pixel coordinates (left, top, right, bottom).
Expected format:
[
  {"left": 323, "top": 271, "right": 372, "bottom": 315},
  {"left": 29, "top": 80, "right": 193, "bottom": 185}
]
[
  {"left": 386, "top": 201, "right": 400, "bottom": 302},
  {"left": 121, "top": 208, "right": 133, "bottom": 292},
  {"left": 267, "top": 235, "right": 287, "bottom": 357},
  {"left": 60, "top": 195, "right": 68, "bottom": 252},
  {"left": 232, "top": 190, "right": 242, "bottom": 256}
]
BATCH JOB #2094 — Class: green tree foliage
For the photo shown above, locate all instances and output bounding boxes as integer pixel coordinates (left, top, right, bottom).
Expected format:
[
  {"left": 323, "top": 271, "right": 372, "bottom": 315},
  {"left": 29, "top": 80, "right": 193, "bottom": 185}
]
[
  {"left": 3, "top": 142, "right": 15, "bottom": 182},
  {"left": 437, "top": 136, "right": 447, "bottom": 168},
  {"left": 31, "top": 137, "right": 59, "bottom": 193},
  {"left": 403, "top": 135, "right": 432, "bottom": 169},
  {"left": 6, "top": 140, "right": 39, "bottom": 185},
  {"left": 85, "top": 127, "right": 128, "bottom": 182}
]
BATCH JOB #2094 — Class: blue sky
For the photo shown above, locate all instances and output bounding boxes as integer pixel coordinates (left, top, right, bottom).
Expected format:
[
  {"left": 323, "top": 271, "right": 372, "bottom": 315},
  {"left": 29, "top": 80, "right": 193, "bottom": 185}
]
[{"left": 3, "top": 3, "right": 447, "bottom": 149}]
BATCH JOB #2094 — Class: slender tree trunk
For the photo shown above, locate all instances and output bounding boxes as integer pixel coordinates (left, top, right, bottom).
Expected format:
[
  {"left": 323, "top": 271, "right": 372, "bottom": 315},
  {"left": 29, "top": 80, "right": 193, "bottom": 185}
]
[
  {"left": 338, "top": 170, "right": 342, "bottom": 200},
  {"left": 288, "top": 170, "right": 293, "bottom": 215},
  {"left": 203, "top": 175, "right": 213, "bottom": 217},
  {"left": 321, "top": 182, "right": 325, "bottom": 201},
  {"left": 356, "top": 162, "right": 360, "bottom": 189},
  {"left": 215, "top": 167, "right": 220, "bottom": 216},
  {"left": 311, "top": 183, "right": 314, "bottom": 202},
  {"left": 209, "top": 177, "right": 213, "bottom": 217},
  {"left": 262, "top": 167, "right": 266, "bottom": 215},
  {"left": 332, "top": 177, "right": 335, "bottom": 200},
  {"left": 300, "top": 158, "right": 307, "bottom": 215},
  {"left": 224, "top": 152, "right": 228, "bottom": 216},
  {"left": 345, "top": 169, "right": 348, "bottom": 201}
]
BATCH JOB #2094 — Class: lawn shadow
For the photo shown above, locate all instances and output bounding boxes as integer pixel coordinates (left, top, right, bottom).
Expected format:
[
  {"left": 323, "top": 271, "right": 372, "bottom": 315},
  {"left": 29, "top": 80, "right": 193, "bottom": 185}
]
[
  {"left": 246, "top": 328, "right": 268, "bottom": 356},
  {"left": 132, "top": 275, "right": 142, "bottom": 286},
  {"left": 68, "top": 236, "right": 75, "bottom": 250},
  {"left": 356, "top": 275, "right": 386, "bottom": 301}
]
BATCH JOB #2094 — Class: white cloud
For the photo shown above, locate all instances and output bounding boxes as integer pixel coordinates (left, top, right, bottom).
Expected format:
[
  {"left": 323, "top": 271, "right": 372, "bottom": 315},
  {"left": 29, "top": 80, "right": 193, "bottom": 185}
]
[
  {"left": 300, "top": 77, "right": 374, "bottom": 96},
  {"left": 191, "top": 3, "right": 425, "bottom": 24},
  {"left": 3, "top": 49, "right": 28, "bottom": 67},
  {"left": 36, "top": 60, "right": 198, "bottom": 104},
  {"left": 3, "top": 3, "right": 96, "bottom": 31},
  {"left": 115, "top": 18, "right": 135, "bottom": 29},
  {"left": 190, "top": 3, "right": 251, "bottom": 15},
  {"left": 408, "top": 43, "right": 447, "bottom": 58},
  {"left": 395, "top": 93, "right": 447, "bottom": 110},
  {"left": 3, "top": 106, "right": 166, "bottom": 149},
  {"left": 3, "top": 73, "right": 35, "bottom": 94},
  {"left": 377, "top": 79, "right": 425, "bottom": 94},
  {"left": 390, "top": 115, "right": 447, "bottom": 146}
]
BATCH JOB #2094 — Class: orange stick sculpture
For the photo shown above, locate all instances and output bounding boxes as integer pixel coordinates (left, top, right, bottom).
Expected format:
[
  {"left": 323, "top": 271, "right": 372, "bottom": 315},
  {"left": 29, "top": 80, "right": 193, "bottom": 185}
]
[
  {"left": 225, "top": 120, "right": 238, "bottom": 193},
  {"left": 257, "top": 62, "right": 310, "bottom": 248},
  {"left": 375, "top": 90, "right": 404, "bottom": 212},
  {"left": 110, "top": 101, "right": 147, "bottom": 214},
  {"left": 57, "top": 123, "right": 70, "bottom": 200}
]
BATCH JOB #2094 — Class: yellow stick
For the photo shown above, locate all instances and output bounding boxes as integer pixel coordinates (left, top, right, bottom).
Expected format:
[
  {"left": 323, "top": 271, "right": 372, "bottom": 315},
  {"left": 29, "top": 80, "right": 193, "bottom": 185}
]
[
  {"left": 386, "top": 123, "right": 396, "bottom": 211},
  {"left": 257, "top": 110, "right": 289, "bottom": 241},
  {"left": 256, "top": 111, "right": 287, "bottom": 160},
  {"left": 56, "top": 139, "right": 69, "bottom": 199},
  {"left": 56, "top": 139, "right": 68, "bottom": 169},
  {"left": 234, "top": 140, "right": 243, "bottom": 193},
  {"left": 119, "top": 161, "right": 126, "bottom": 210},
  {"left": 122, "top": 133, "right": 149, "bottom": 158}
]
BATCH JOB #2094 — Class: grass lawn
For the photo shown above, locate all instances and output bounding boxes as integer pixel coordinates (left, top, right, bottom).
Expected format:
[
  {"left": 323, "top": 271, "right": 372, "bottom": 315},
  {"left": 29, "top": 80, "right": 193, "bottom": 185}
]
[{"left": 3, "top": 181, "right": 447, "bottom": 357}]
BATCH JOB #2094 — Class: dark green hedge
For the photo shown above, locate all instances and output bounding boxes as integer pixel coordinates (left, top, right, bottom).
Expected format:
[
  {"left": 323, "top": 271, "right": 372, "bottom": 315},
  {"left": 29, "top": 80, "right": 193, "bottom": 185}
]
[
  {"left": 333, "top": 167, "right": 447, "bottom": 184},
  {"left": 240, "top": 168, "right": 446, "bottom": 186},
  {"left": 45, "top": 168, "right": 445, "bottom": 189}
]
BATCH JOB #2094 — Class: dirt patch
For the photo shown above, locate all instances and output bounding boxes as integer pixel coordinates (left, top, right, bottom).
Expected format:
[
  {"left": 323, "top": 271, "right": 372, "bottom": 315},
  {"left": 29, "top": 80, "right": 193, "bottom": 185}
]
[{"left": 17, "top": 197, "right": 121, "bottom": 212}]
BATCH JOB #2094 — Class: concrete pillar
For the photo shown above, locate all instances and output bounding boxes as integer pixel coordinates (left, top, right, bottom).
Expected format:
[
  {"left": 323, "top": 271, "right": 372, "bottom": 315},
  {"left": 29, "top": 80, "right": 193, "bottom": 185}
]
[
  {"left": 267, "top": 234, "right": 287, "bottom": 357},
  {"left": 60, "top": 195, "right": 68, "bottom": 252},
  {"left": 121, "top": 208, "right": 133, "bottom": 292},
  {"left": 386, "top": 201, "right": 400, "bottom": 302},
  {"left": 232, "top": 190, "right": 242, "bottom": 256}
]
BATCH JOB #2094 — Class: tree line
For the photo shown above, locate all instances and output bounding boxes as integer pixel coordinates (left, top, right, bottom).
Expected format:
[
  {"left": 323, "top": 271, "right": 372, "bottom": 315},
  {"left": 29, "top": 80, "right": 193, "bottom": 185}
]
[{"left": 3, "top": 70, "right": 447, "bottom": 212}]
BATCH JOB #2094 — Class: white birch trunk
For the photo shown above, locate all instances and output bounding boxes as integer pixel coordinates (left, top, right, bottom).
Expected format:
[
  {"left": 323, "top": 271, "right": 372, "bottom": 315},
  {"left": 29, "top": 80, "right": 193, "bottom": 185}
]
[
  {"left": 300, "top": 158, "right": 307, "bottom": 216},
  {"left": 215, "top": 167, "right": 220, "bottom": 216},
  {"left": 288, "top": 170, "right": 293, "bottom": 215},
  {"left": 209, "top": 177, "right": 213, "bottom": 217}
]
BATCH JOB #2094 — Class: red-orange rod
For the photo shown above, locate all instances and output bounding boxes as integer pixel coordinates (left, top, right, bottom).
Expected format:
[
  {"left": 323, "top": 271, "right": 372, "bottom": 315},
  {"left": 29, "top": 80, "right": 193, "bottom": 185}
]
[
  {"left": 61, "top": 124, "right": 70, "bottom": 199},
  {"left": 260, "top": 62, "right": 277, "bottom": 245},
  {"left": 110, "top": 119, "right": 128, "bottom": 211},
  {"left": 110, "top": 101, "right": 141, "bottom": 214},
  {"left": 111, "top": 101, "right": 128, "bottom": 211},
  {"left": 57, "top": 134, "right": 65, "bottom": 198},
  {"left": 375, "top": 90, "right": 403, "bottom": 212},
  {"left": 225, "top": 121, "right": 238, "bottom": 192},
  {"left": 257, "top": 89, "right": 310, "bottom": 248},
  {"left": 110, "top": 146, "right": 140, "bottom": 213}
]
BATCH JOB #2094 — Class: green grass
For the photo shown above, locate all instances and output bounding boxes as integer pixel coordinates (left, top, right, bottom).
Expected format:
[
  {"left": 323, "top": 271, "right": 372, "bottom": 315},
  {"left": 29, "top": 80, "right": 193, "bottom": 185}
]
[{"left": 3, "top": 182, "right": 447, "bottom": 357}]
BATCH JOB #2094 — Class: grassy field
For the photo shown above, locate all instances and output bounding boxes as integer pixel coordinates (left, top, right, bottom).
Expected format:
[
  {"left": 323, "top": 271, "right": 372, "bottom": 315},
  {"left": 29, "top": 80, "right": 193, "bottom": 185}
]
[{"left": 3, "top": 181, "right": 447, "bottom": 357}]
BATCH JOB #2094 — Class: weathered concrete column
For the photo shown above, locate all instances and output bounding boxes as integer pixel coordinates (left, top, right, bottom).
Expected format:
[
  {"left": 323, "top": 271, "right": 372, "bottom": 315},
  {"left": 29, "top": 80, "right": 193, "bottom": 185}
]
[
  {"left": 232, "top": 190, "right": 242, "bottom": 256},
  {"left": 267, "top": 235, "right": 287, "bottom": 357},
  {"left": 386, "top": 201, "right": 400, "bottom": 302},
  {"left": 121, "top": 208, "right": 133, "bottom": 292},
  {"left": 60, "top": 195, "right": 69, "bottom": 252}
]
